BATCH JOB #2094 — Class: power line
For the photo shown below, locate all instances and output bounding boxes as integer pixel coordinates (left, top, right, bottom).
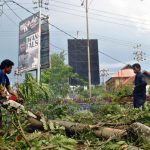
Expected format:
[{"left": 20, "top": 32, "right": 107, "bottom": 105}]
[
  {"left": 3, "top": 11, "right": 18, "bottom": 26},
  {"left": 1, "top": 2, "right": 141, "bottom": 46},
  {"left": 0, "top": 29, "right": 149, "bottom": 50},
  {"left": 50, "top": 42, "right": 127, "bottom": 65},
  {"left": 1, "top": 1, "right": 147, "bottom": 65},
  {"left": 50, "top": 43, "right": 67, "bottom": 52},
  {"left": 10, "top": 0, "right": 77, "bottom": 39},
  {"left": 50, "top": 0, "right": 150, "bottom": 23},
  {"left": 49, "top": 3, "right": 150, "bottom": 27},
  {"left": 17, "top": 0, "right": 150, "bottom": 23},
  {"left": 5, "top": 2, "right": 22, "bottom": 20},
  {"left": 6, "top": 1, "right": 150, "bottom": 32},
  {"left": 99, "top": 50, "right": 127, "bottom": 65},
  {"left": 0, "top": 30, "right": 139, "bottom": 47},
  {"left": 48, "top": 8, "right": 150, "bottom": 31}
]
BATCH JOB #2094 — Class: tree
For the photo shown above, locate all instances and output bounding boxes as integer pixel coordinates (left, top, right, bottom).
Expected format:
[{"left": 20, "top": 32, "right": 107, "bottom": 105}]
[
  {"left": 19, "top": 73, "right": 53, "bottom": 109},
  {"left": 41, "top": 51, "right": 85, "bottom": 98}
]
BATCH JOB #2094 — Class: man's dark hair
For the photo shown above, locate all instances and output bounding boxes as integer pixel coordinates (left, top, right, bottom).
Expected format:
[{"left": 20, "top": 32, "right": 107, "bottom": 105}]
[
  {"left": 132, "top": 63, "right": 141, "bottom": 69},
  {"left": 0, "top": 59, "right": 14, "bottom": 69}
]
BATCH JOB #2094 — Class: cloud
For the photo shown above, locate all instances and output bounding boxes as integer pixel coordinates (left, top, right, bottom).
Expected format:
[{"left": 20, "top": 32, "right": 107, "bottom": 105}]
[{"left": 92, "top": 0, "right": 150, "bottom": 33}]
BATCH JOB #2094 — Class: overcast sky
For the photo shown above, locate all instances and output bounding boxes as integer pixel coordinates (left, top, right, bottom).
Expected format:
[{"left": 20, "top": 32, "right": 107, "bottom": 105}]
[{"left": 1, "top": 0, "right": 150, "bottom": 82}]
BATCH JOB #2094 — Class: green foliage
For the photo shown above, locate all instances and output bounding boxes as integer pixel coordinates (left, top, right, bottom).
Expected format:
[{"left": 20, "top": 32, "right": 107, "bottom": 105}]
[
  {"left": 91, "top": 104, "right": 122, "bottom": 115},
  {"left": 100, "top": 141, "right": 127, "bottom": 150},
  {"left": 76, "top": 86, "right": 108, "bottom": 99},
  {"left": 2, "top": 71, "right": 150, "bottom": 150},
  {"left": 50, "top": 134, "right": 77, "bottom": 150},
  {"left": 73, "top": 111, "right": 94, "bottom": 124},
  {"left": 113, "top": 85, "right": 133, "bottom": 102},
  {"left": 19, "top": 73, "right": 52, "bottom": 104},
  {"left": 41, "top": 52, "right": 86, "bottom": 98}
]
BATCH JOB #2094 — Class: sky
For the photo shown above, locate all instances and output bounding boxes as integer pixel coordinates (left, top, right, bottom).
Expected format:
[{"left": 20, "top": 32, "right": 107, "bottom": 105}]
[{"left": 1, "top": 0, "right": 150, "bottom": 83}]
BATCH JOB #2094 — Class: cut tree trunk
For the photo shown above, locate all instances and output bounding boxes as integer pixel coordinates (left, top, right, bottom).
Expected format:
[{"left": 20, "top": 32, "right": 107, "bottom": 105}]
[
  {"left": 127, "top": 145, "right": 143, "bottom": 150},
  {"left": 28, "top": 118, "right": 127, "bottom": 139},
  {"left": 94, "top": 127, "right": 126, "bottom": 138},
  {"left": 131, "top": 122, "right": 150, "bottom": 142}
]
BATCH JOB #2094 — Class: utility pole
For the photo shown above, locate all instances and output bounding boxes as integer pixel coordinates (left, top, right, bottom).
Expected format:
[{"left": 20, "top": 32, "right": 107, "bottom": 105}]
[
  {"left": 100, "top": 69, "right": 109, "bottom": 86},
  {"left": 0, "top": 5, "right": 3, "bottom": 16},
  {"left": 0, "top": 0, "right": 5, "bottom": 16},
  {"left": 133, "top": 44, "right": 146, "bottom": 62},
  {"left": 33, "top": 0, "right": 49, "bottom": 10},
  {"left": 82, "top": 0, "right": 92, "bottom": 98}
]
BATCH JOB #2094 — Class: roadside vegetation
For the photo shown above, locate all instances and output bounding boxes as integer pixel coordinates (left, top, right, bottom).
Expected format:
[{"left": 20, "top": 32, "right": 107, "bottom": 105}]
[{"left": 0, "top": 52, "right": 150, "bottom": 150}]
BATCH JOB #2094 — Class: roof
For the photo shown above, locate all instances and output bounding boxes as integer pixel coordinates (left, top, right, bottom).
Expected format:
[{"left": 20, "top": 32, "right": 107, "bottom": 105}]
[
  {"left": 122, "top": 76, "right": 135, "bottom": 85},
  {"left": 112, "top": 69, "right": 135, "bottom": 78},
  {"left": 121, "top": 64, "right": 132, "bottom": 70}
]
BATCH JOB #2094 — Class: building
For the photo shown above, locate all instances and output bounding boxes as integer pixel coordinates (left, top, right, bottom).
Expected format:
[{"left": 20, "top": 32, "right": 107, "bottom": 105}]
[
  {"left": 106, "top": 65, "right": 135, "bottom": 91},
  {"left": 106, "top": 65, "right": 150, "bottom": 95}
]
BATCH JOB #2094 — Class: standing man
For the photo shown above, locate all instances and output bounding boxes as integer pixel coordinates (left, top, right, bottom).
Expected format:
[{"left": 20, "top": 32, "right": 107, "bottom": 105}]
[
  {"left": 132, "top": 63, "right": 147, "bottom": 108},
  {"left": 0, "top": 59, "right": 16, "bottom": 127}
]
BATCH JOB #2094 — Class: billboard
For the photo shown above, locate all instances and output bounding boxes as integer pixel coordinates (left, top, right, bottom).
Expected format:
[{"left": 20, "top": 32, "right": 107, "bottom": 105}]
[
  {"left": 41, "top": 16, "right": 50, "bottom": 69},
  {"left": 18, "top": 12, "right": 50, "bottom": 72},
  {"left": 68, "top": 39, "right": 100, "bottom": 85}
]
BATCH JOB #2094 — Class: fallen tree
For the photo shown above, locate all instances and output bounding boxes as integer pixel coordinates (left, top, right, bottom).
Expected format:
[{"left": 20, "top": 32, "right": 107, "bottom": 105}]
[
  {"left": 1, "top": 99, "right": 149, "bottom": 149},
  {"left": 130, "top": 122, "right": 150, "bottom": 143},
  {"left": 28, "top": 117, "right": 127, "bottom": 139}
]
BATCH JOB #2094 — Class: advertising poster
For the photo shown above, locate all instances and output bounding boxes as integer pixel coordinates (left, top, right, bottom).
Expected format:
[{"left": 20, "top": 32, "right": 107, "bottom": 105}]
[{"left": 19, "top": 12, "right": 40, "bottom": 72}]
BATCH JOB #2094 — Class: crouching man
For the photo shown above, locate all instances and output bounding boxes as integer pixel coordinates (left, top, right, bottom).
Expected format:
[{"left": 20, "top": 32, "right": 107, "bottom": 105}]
[
  {"left": 0, "top": 59, "right": 17, "bottom": 127},
  {"left": 0, "top": 59, "right": 38, "bottom": 128}
]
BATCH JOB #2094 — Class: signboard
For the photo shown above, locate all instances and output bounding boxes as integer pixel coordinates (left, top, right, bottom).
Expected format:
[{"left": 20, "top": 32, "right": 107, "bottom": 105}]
[
  {"left": 19, "top": 12, "right": 40, "bottom": 72},
  {"left": 19, "top": 12, "right": 50, "bottom": 72},
  {"left": 41, "top": 16, "right": 50, "bottom": 69},
  {"left": 68, "top": 39, "right": 100, "bottom": 85}
]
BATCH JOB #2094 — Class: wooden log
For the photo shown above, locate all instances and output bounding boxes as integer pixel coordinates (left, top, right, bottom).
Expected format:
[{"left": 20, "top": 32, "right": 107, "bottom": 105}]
[
  {"left": 29, "top": 118, "right": 126, "bottom": 138},
  {"left": 94, "top": 127, "right": 126, "bottom": 138},
  {"left": 127, "top": 145, "right": 143, "bottom": 150},
  {"left": 131, "top": 122, "right": 150, "bottom": 142},
  {"left": 27, "top": 119, "right": 127, "bottom": 138}
]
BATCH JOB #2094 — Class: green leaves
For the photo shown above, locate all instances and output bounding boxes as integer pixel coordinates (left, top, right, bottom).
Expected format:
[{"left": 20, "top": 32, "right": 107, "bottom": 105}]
[
  {"left": 41, "top": 52, "right": 86, "bottom": 98},
  {"left": 19, "top": 73, "right": 53, "bottom": 104},
  {"left": 50, "top": 134, "right": 77, "bottom": 150}
]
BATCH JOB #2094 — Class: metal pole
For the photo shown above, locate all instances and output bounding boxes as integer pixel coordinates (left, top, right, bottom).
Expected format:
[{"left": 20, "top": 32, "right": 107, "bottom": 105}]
[
  {"left": 37, "top": 9, "right": 41, "bottom": 83},
  {"left": 86, "top": 0, "right": 92, "bottom": 98}
]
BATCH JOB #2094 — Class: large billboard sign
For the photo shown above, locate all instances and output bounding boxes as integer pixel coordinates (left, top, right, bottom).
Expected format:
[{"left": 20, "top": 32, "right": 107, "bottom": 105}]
[
  {"left": 41, "top": 16, "right": 50, "bottom": 69},
  {"left": 68, "top": 39, "right": 100, "bottom": 85},
  {"left": 19, "top": 12, "right": 40, "bottom": 72}
]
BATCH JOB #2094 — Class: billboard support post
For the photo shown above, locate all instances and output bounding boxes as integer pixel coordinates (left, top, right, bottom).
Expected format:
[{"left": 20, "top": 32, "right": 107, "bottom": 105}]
[{"left": 37, "top": 10, "right": 41, "bottom": 84}]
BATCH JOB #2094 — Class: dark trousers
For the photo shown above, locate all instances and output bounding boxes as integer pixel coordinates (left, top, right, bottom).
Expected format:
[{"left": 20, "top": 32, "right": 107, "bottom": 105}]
[{"left": 133, "top": 97, "right": 145, "bottom": 108}]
